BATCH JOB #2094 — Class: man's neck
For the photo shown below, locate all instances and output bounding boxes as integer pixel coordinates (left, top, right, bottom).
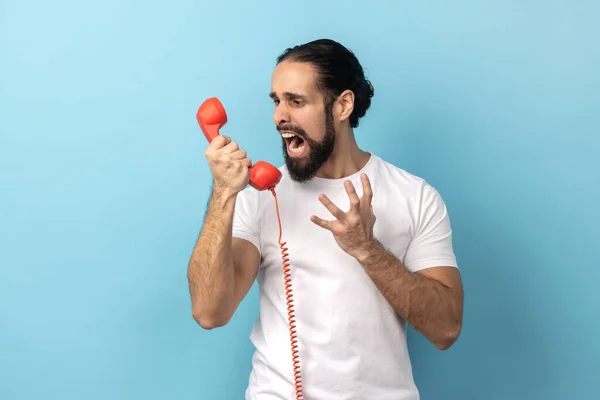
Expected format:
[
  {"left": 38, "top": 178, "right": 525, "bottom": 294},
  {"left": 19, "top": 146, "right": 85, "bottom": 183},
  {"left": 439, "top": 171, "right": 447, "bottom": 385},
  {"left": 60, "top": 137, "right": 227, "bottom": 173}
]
[{"left": 315, "top": 131, "right": 370, "bottom": 179}]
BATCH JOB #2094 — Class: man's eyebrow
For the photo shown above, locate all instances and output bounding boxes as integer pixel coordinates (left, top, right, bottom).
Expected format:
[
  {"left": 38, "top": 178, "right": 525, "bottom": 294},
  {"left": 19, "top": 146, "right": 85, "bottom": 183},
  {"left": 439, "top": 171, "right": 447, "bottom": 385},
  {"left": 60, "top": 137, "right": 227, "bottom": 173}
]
[{"left": 269, "top": 91, "right": 308, "bottom": 100}]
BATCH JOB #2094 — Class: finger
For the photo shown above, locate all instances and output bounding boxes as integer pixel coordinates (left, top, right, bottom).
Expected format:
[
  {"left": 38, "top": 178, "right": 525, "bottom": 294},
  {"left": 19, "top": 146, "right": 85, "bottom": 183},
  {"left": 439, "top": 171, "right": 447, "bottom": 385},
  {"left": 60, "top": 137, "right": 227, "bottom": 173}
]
[
  {"left": 229, "top": 149, "right": 248, "bottom": 160},
  {"left": 344, "top": 180, "right": 360, "bottom": 210},
  {"left": 319, "top": 194, "right": 346, "bottom": 220},
  {"left": 239, "top": 157, "right": 252, "bottom": 167},
  {"left": 310, "top": 215, "right": 333, "bottom": 230},
  {"left": 360, "top": 174, "right": 373, "bottom": 205},
  {"left": 210, "top": 135, "right": 231, "bottom": 149},
  {"left": 220, "top": 140, "right": 240, "bottom": 154}
]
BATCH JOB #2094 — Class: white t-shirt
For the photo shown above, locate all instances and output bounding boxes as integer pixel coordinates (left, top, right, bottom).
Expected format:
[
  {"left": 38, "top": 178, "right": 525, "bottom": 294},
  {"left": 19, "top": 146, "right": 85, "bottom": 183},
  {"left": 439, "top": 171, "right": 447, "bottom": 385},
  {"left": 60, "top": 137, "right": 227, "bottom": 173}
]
[{"left": 232, "top": 153, "right": 458, "bottom": 400}]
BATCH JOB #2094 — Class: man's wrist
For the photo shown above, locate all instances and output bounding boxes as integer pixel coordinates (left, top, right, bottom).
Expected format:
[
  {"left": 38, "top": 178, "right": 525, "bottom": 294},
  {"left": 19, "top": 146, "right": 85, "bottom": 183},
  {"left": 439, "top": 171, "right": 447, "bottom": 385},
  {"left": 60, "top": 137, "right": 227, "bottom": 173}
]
[
  {"left": 352, "top": 239, "right": 385, "bottom": 265},
  {"left": 213, "top": 183, "right": 239, "bottom": 203},
  {"left": 209, "top": 186, "right": 239, "bottom": 213}
]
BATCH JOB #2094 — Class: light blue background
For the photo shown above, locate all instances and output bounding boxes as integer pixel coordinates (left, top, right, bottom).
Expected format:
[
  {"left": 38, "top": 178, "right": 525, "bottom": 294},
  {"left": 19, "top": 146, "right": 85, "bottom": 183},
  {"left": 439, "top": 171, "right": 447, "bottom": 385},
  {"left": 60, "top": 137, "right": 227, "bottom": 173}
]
[{"left": 1, "top": 1, "right": 599, "bottom": 399}]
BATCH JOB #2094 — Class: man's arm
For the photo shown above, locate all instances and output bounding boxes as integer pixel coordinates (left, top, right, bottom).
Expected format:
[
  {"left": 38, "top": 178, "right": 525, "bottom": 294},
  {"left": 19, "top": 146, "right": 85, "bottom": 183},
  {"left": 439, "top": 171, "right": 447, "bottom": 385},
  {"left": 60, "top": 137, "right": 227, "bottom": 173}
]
[
  {"left": 187, "top": 186, "right": 260, "bottom": 330},
  {"left": 355, "top": 242, "right": 463, "bottom": 350},
  {"left": 310, "top": 174, "right": 463, "bottom": 350}
]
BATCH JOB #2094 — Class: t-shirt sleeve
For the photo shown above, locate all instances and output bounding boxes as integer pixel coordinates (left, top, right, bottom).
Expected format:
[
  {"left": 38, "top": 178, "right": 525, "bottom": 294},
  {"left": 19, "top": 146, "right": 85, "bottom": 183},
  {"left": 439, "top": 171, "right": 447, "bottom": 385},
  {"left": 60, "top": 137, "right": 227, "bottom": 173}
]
[
  {"left": 403, "top": 182, "right": 458, "bottom": 272},
  {"left": 232, "top": 187, "right": 261, "bottom": 256}
]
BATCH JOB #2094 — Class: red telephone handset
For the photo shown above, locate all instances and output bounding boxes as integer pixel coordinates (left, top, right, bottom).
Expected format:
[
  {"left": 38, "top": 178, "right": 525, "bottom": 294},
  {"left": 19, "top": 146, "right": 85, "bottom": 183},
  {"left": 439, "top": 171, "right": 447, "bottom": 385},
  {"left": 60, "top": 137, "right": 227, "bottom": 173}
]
[{"left": 196, "top": 97, "right": 282, "bottom": 191}]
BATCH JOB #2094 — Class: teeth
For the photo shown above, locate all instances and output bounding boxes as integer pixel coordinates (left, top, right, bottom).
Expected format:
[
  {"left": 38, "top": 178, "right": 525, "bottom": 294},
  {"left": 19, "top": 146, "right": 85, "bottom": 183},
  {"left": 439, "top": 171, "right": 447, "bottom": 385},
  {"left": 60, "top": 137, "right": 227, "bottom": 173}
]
[
  {"left": 281, "top": 132, "right": 296, "bottom": 138},
  {"left": 289, "top": 143, "right": 305, "bottom": 153}
]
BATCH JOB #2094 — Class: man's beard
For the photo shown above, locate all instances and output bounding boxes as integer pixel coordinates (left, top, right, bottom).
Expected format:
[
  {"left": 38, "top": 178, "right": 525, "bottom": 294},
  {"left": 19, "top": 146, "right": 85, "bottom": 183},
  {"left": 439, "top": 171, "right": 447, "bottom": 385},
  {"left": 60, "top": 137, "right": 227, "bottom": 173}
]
[{"left": 279, "top": 104, "right": 336, "bottom": 182}]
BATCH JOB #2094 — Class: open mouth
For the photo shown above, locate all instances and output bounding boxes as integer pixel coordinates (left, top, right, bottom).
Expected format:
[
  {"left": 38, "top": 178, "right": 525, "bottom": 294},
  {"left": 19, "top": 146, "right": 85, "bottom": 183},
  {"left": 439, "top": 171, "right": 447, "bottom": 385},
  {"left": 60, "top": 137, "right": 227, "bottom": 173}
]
[{"left": 281, "top": 131, "right": 306, "bottom": 156}]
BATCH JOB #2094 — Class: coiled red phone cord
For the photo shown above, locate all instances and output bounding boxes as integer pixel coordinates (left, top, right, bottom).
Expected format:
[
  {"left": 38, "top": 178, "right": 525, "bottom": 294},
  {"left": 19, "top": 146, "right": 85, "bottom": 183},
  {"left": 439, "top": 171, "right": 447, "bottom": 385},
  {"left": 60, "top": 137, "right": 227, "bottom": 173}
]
[{"left": 269, "top": 187, "right": 304, "bottom": 400}]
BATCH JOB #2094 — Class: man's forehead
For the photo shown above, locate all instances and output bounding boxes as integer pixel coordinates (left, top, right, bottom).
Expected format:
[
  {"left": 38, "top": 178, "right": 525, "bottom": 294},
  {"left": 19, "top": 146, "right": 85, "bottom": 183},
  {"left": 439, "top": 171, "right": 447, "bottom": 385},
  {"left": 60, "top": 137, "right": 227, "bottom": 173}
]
[{"left": 270, "top": 61, "right": 318, "bottom": 96}]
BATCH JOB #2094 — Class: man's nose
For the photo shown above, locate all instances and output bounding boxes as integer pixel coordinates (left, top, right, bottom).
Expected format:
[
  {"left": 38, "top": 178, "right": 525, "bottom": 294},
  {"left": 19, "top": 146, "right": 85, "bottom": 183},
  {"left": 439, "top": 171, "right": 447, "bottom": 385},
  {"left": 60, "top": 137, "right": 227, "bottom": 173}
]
[{"left": 273, "top": 103, "right": 290, "bottom": 126}]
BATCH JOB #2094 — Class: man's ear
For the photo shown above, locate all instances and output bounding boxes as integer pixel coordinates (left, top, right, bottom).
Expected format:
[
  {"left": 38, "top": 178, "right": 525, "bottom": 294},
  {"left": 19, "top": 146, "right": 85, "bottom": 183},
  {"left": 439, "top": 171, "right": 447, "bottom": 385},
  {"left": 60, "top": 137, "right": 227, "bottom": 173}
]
[{"left": 335, "top": 90, "right": 355, "bottom": 123}]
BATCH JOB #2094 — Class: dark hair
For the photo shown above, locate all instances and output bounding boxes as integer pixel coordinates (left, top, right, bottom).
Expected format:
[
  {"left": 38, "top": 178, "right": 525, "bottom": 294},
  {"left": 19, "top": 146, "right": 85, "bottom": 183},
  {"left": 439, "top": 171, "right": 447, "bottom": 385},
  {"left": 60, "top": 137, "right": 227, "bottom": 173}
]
[{"left": 276, "top": 39, "right": 374, "bottom": 128}]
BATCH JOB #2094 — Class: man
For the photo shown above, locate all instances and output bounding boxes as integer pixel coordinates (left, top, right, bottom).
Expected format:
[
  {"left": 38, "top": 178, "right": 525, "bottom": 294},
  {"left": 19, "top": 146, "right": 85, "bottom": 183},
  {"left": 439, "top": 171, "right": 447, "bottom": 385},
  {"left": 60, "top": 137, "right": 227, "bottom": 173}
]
[{"left": 188, "top": 39, "right": 464, "bottom": 400}]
